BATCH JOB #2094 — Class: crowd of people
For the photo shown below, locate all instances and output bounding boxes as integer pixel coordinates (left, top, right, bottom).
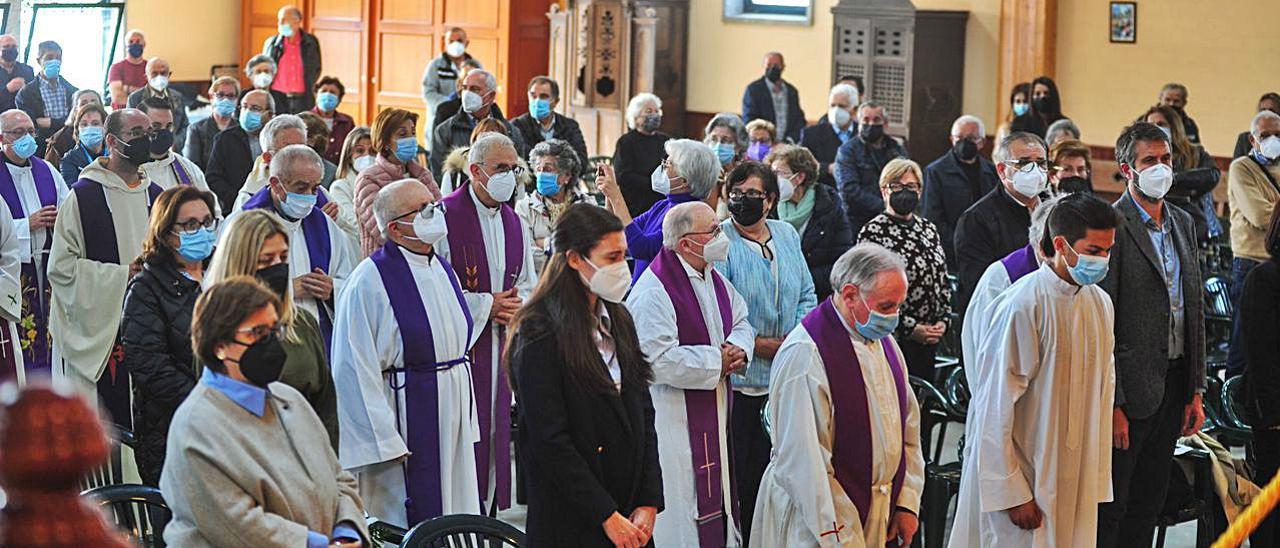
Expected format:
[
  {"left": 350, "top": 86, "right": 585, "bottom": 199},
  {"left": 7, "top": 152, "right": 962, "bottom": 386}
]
[{"left": 2, "top": 4, "right": 1279, "bottom": 547}]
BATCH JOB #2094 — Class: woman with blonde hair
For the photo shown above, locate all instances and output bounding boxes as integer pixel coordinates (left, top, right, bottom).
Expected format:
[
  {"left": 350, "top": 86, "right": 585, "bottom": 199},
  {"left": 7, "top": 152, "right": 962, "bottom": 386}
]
[
  {"left": 353, "top": 108, "right": 439, "bottom": 255},
  {"left": 207, "top": 209, "right": 339, "bottom": 449},
  {"left": 327, "top": 126, "right": 372, "bottom": 239}
]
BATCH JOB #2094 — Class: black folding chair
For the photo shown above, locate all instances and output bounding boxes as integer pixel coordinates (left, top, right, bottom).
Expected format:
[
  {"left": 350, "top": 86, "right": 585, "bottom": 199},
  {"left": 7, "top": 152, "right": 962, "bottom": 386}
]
[
  {"left": 82, "top": 483, "right": 171, "bottom": 548},
  {"left": 400, "top": 514, "right": 524, "bottom": 547},
  {"left": 80, "top": 429, "right": 135, "bottom": 492},
  {"left": 368, "top": 519, "right": 409, "bottom": 546},
  {"left": 910, "top": 376, "right": 963, "bottom": 548}
]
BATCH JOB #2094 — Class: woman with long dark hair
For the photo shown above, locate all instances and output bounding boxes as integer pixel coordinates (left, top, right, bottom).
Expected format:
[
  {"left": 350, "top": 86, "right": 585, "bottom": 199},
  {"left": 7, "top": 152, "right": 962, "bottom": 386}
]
[
  {"left": 1011, "top": 76, "right": 1066, "bottom": 138},
  {"left": 507, "top": 204, "right": 662, "bottom": 547}
]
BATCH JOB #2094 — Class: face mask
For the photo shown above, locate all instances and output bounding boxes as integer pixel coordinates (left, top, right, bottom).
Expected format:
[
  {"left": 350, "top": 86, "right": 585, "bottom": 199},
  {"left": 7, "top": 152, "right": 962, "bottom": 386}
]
[
  {"left": 686, "top": 232, "right": 729, "bottom": 263},
  {"left": 777, "top": 175, "right": 795, "bottom": 202},
  {"left": 1260, "top": 136, "right": 1280, "bottom": 160},
  {"left": 1032, "top": 96, "right": 1050, "bottom": 112},
  {"left": 394, "top": 136, "right": 417, "bottom": 163},
  {"left": 650, "top": 164, "right": 672, "bottom": 195},
  {"left": 461, "top": 90, "right": 485, "bottom": 114},
  {"left": 728, "top": 195, "right": 767, "bottom": 226},
  {"left": 1, "top": 48, "right": 18, "bottom": 63},
  {"left": 889, "top": 189, "right": 919, "bottom": 216},
  {"left": 1057, "top": 176, "right": 1091, "bottom": 194},
  {"left": 78, "top": 126, "right": 104, "bottom": 149},
  {"left": 1012, "top": 103, "right": 1029, "bottom": 117},
  {"left": 240, "top": 110, "right": 263, "bottom": 132},
  {"left": 316, "top": 91, "right": 339, "bottom": 112},
  {"left": 175, "top": 227, "right": 216, "bottom": 262},
  {"left": 127, "top": 43, "right": 144, "bottom": 58},
  {"left": 278, "top": 23, "right": 295, "bottom": 38},
  {"left": 710, "top": 142, "right": 735, "bottom": 165},
  {"left": 229, "top": 332, "right": 286, "bottom": 388},
  {"left": 535, "top": 171, "right": 560, "bottom": 197},
  {"left": 149, "top": 75, "right": 169, "bottom": 91},
  {"left": 255, "top": 262, "right": 290, "bottom": 300},
  {"left": 149, "top": 129, "right": 174, "bottom": 155},
  {"left": 530, "top": 98, "right": 552, "bottom": 120},
  {"left": 853, "top": 291, "right": 899, "bottom": 341},
  {"left": 445, "top": 40, "right": 467, "bottom": 58},
  {"left": 641, "top": 113, "right": 662, "bottom": 133},
  {"left": 1009, "top": 164, "right": 1047, "bottom": 198},
  {"left": 582, "top": 258, "right": 631, "bottom": 304},
  {"left": 42, "top": 59, "right": 60, "bottom": 80},
  {"left": 399, "top": 208, "right": 448, "bottom": 245},
  {"left": 860, "top": 123, "right": 884, "bottom": 143},
  {"left": 114, "top": 134, "right": 155, "bottom": 166},
  {"left": 252, "top": 72, "right": 274, "bottom": 89},
  {"left": 1132, "top": 162, "right": 1174, "bottom": 201},
  {"left": 1062, "top": 240, "right": 1109, "bottom": 286},
  {"left": 482, "top": 168, "right": 517, "bottom": 203},
  {"left": 746, "top": 142, "right": 769, "bottom": 162},
  {"left": 765, "top": 66, "right": 782, "bottom": 83},
  {"left": 279, "top": 190, "right": 317, "bottom": 220},
  {"left": 953, "top": 138, "right": 978, "bottom": 162},
  {"left": 214, "top": 98, "right": 237, "bottom": 118},
  {"left": 829, "top": 106, "right": 852, "bottom": 129},
  {"left": 10, "top": 133, "right": 37, "bottom": 160},
  {"left": 353, "top": 155, "right": 376, "bottom": 173}
]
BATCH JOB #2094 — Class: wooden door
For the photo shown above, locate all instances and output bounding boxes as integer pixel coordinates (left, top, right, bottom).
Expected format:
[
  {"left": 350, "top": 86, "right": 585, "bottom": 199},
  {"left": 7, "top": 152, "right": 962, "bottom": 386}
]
[
  {"left": 444, "top": 0, "right": 507, "bottom": 117},
  {"left": 240, "top": 0, "right": 293, "bottom": 80},
  {"left": 311, "top": 0, "right": 368, "bottom": 122},
  {"left": 370, "top": 0, "right": 436, "bottom": 147}
]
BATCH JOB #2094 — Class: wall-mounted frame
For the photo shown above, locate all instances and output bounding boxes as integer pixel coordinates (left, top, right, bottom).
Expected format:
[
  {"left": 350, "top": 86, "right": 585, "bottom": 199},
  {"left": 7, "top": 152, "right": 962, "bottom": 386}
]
[{"left": 1110, "top": 2, "right": 1136, "bottom": 43}]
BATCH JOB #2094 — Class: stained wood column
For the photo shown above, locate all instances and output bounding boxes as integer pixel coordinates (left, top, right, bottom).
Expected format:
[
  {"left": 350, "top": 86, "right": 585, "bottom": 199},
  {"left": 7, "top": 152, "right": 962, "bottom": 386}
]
[{"left": 996, "top": 0, "right": 1056, "bottom": 125}]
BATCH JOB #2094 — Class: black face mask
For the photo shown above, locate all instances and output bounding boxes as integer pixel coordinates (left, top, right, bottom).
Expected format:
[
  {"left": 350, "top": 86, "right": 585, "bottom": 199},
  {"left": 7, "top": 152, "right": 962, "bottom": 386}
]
[
  {"left": 1, "top": 48, "right": 17, "bottom": 63},
  {"left": 229, "top": 332, "right": 286, "bottom": 388},
  {"left": 728, "top": 195, "right": 767, "bottom": 226},
  {"left": 113, "top": 134, "right": 155, "bottom": 166},
  {"left": 255, "top": 263, "right": 290, "bottom": 300},
  {"left": 149, "top": 129, "right": 174, "bottom": 155},
  {"left": 765, "top": 66, "right": 782, "bottom": 83},
  {"left": 1032, "top": 96, "right": 1051, "bottom": 112},
  {"left": 860, "top": 123, "right": 885, "bottom": 143},
  {"left": 1057, "top": 176, "right": 1092, "bottom": 194},
  {"left": 953, "top": 139, "right": 978, "bottom": 162},
  {"left": 889, "top": 189, "right": 919, "bottom": 216}
]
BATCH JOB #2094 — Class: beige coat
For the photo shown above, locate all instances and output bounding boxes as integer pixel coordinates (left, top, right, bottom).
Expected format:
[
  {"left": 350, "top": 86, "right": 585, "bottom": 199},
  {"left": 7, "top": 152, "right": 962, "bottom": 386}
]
[{"left": 1227, "top": 156, "right": 1280, "bottom": 263}]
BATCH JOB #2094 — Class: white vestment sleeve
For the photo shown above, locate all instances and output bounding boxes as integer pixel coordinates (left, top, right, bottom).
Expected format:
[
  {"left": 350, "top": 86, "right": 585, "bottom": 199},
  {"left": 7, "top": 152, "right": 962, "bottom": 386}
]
[
  {"left": 628, "top": 283, "right": 722, "bottom": 391},
  {"left": 973, "top": 298, "right": 1040, "bottom": 513},
  {"left": 12, "top": 217, "right": 29, "bottom": 264},
  {"left": 0, "top": 206, "right": 20, "bottom": 321},
  {"left": 326, "top": 219, "right": 357, "bottom": 305},
  {"left": 898, "top": 378, "right": 925, "bottom": 513}
]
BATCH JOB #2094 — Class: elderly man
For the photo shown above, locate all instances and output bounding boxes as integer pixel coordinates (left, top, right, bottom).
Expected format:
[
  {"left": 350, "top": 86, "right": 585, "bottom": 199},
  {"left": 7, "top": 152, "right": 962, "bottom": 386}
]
[
  {"left": 237, "top": 144, "right": 354, "bottom": 355},
  {"left": 184, "top": 76, "right": 241, "bottom": 171},
  {"left": 1159, "top": 83, "right": 1199, "bottom": 144},
  {"left": 16, "top": 40, "right": 76, "bottom": 158},
  {"left": 1235, "top": 93, "right": 1280, "bottom": 159},
  {"left": 0, "top": 108, "right": 67, "bottom": 378},
  {"left": 0, "top": 35, "right": 35, "bottom": 112},
  {"left": 107, "top": 30, "right": 146, "bottom": 109},
  {"left": 1097, "top": 122, "right": 1206, "bottom": 548},
  {"left": 835, "top": 101, "right": 908, "bottom": 235},
  {"left": 421, "top": 27, "right": 480, "bottom": 144},
  {"left": 49, "top": 108, "right": 163, "bottom": 427},
  {"left": 263, "top": 5, "right": 322, "bottom": 114},
  {"left": 231, "top": 113, "right": 308, "bottom": 210},
  {"left": 800, "top": 83, "right": 859, "bottom": 188},
  {"left": 206, "top": 89, "right": 274, "bottom": 215},
  {"left": 741, "top": 52, "right": 805, "bottom": 143},
  {"left": 511, "top": 76, "right": 588, "bottom": 175},
  {"left": 1226, "top": 111, "right": 1280, "bottom": 372},
  {"left": 332, "top": 178, "right": 481, "bottom": 528},
  {"left": 922, "top": 115, "right": 1001, "bottom": 268},
  {"left": 125, "top": 57, "right": 188, "bottom": 153},
  {"left": 953, "top": 131, "right": 1047, "bottom": 316},
  {"left": 436, "top": 132, "right": 537, "bottom": 513},
  {"left": 626, "top": 200, "right": 754, "bottom": 547},
  {"left": 430, "top": 69, "right": 526, "bottom": 178},
  {"left": 753, "top": 243, "right": 923, "bottom": 548}
]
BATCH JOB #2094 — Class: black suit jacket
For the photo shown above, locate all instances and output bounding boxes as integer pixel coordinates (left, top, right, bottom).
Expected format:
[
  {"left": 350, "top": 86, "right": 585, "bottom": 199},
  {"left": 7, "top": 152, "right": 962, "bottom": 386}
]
[
  {"left": 16, "top": 75, "right": 77, "bottom": 157},
  {"left": 511, "top": 326, "right": 663, "bottom": 547},
  {"left": 799, "top": 183, "right": 855, "bottom": 300},
  {"left": 1099, "top": 193, "right": 1206, "bottom": 420},
  {"left": 263, "top": 31, "right": 322, "bottom": 99},
  {"left": 205, "top": 126, "right": 254, "bottom": 216},
  {"left": 922, "top": 151, "right": 1000, "bottom": 268},
  {"left": 511, "top": 112, "right": 590, "bottom": 176},
  {"left": 953, "top": 185, "right": 1032, "bottom": 317},
  {"left": 799, "top": 115, "right": 854, "bottom": 188},
  {"left": 834, "top": 135, "right": 908, "bottom": 235},
  {"left": 741, "top": 77, "right": 806, "bottom": 143}
]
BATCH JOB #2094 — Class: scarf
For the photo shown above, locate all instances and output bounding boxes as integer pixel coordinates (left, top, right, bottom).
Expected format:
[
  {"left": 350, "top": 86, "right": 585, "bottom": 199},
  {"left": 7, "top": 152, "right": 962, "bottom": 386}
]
[{"left": 777, "top": 185, "right": 816, "bottom": 229}]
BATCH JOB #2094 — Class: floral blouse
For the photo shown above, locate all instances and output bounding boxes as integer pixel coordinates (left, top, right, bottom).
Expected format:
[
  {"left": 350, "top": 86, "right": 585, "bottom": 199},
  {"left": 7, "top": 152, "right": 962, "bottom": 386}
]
[{"left": 857, "top": 213, "right": 953, "bottom": 339}]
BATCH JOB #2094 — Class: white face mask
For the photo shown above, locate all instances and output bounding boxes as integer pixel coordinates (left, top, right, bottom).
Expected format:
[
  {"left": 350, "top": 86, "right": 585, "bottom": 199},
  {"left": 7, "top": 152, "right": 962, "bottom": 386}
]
[
  {"left": 1007, "top": 163, "right": 1047, "bottom": 199},
  {"left": 1132, "top": 162, "right": 1174, "bottom": 200},
  {"left": 461, "top": 90, "right": 485, "bottom": 114},
  {"left": 828, "top": 106, "right": 852, "bottom": 129},
  {"left": 777, "top": 175, "right": 795, "bottom": 202},
  {"left": 252, "top": 72, "right": 274, "bottom": 89},
  {"left": 482, "top": 168, "right": 517, "bottom": 202},
  {"left": 650, "top": 164, "right": 671, "bottom": 195},
  {"left": 149, "top": 75, "right": 169, "bottom": 91},
  {"left": 445, "top": 40, "right": 467, "bottom": 58},
  {"left": 687, "top": 231, "right": 730, "bottom": 263},
  {"left": 582, "top": 258, "right": 632, "bottom": 303},
  {"left": 352, "top": 155, "right": 376, "bottom": 173},
  {"left": 398, "top": 207, "right": 448, "bottom": 245},
  {"left": 1261, "top": 136, "right": 1280, "bottom": 160}
]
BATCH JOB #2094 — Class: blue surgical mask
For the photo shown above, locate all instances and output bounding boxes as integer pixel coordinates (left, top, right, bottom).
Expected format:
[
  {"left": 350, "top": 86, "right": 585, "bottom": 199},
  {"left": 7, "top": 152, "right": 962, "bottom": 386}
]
[
  {"left": 176, "top": 227, "right": 216, "bottom": 262},
  {"left": 710, "top": 142, "right": 735, "bottom": 165},
  {"left": 240, "top": 110, "right": 263, "bottom": 132},
  {"left": 1013, "top": 103, "right": 1029, "bottom": 116},
  {"left": 78, "top": 126, "right": 104, "bottom": 149},
  {"left": 214, "top": 98, "right": 237, "bottom": 118},
  {"left": 11, "top": 133, "right": 37, "bottom": 160},
  {"left": 42, "top": 59, "right": 60, "bottom": 79},
  {"left": 278, "top": 23, "right": 295, "bottom": 38},
  {"left": 535, "top": 171, "right": 560, "bottom": 197},
  {"left": 853, "top": 291, "right": 900, "bottom": 341},
  {"left": 394, "top": 136, "right": 417, "bottom": 163},
  {"left": 530, "top": 98, "right": 552, "bottom": 120},
  {"left": 1063, "top": 241, "right": 1109, "bottom": 286},
  {"left": 279, "top": 191, "right": 317, "bottom": 220},
  {"left": 317, "top": 91, "right": 340, "bottom": 112}
]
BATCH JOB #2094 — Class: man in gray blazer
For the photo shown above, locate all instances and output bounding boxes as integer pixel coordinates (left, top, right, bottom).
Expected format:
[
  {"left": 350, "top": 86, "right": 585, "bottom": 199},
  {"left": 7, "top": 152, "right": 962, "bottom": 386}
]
[{"left": 1097, "top": 122, "right": 1206, "bottom": 548}]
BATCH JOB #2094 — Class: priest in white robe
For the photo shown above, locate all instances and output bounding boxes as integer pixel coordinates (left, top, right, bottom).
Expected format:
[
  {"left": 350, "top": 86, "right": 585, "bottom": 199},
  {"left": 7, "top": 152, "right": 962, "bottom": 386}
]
[
  {"left": 434, "top": 133, "right": 537, "bottom": 512},
  {"left": 949, "top": 192, "right": 1122, "bottom": 548},
  {"left": 752, "top": 242, "right": 924, "bottom": 548},
  {"left": 626, "top": 201, "right": 755, "bottom": 548},
  {"left": 332, "top": 178, "right": 481, "bottom": 529},
  {"left": 0, "top": 204, "right": 26, "bottom": 384}
]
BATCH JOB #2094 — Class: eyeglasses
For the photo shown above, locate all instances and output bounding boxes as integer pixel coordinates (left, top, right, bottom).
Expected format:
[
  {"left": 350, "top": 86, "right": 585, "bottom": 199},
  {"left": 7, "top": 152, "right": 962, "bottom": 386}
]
[
  {"left": 394, "top": 202, "right": 447, "bottom": 223},
  {"left": 172, "top": 217, "right": 217, "bottom": 234},
  {"left": 116, "top": 127, "right": 157, "bottom": 141},
  {"left": 729, "top": 190, "right": 769, "bottom": 200},
  {"left": 478, "top": 163, "right": 525, "bottom": 177},
  {"left": 685, "top": 225, "right": 723, "bottom": 240},
  {"left": 213, "top": 92, "right": 238, "bottom": 101},
  {"left": 241, "top": 103, "right": 270, "bottom": 113},
  {"left": 235, "top": 323, "right": 283, "bottom": 342},
  {"left": 2, "top": 129, "right": 34, "bottom": 140},
  {"left": 885, "top": 182, "right": 921, "bottom": 193},
  {"left": 1005, "top": 159, "right": 1050, "bottom": 172}
]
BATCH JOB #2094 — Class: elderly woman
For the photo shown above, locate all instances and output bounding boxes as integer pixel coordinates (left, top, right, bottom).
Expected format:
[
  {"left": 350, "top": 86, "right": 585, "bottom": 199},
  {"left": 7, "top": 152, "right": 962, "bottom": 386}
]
[
  {"left": 243, "top": 53, "right": 289, "bottom": 116},
  {"left": 353, "top": 108, "right": 439, "bottom": 256},
  {"left": 121, "top": 187, "right": 216, "bottom": 486},
  {"left": 327, "top": 126, "right": 371, "bottom": 240},
  {"left": 517, "top": 138, "right": 594, "bottom": 273},
  {"left": 744, "top": 119, "right": 778, "bottom": 162},
  {"left": 1049, "top": 138, "right": 1094, "bottom": 194},
  {"left": 766, "top": 144, "right": 853, "bottom": 300},
  {"left": 713, "top": 161, "right": 817, "bottom": 537},
  {"left": 161, "top": 277, "right": 367, "bottom": 547},
  {"left": 207, "top": 210, "right": 339, "bottom": 450},
  {"left": 856, "top": 158, "right": 951, "bottom": 380},
  {"left": 612, "top": 93, "right": 670, "bottom": 218},
  {"left": 704, "top": 112, "right": 748, "bottom": 170},
  {"left": 598, "top": 138, "right": 720, "bottom": 279},
  {"left": 1045, "top": 118, "right": 1081, "bottom": 147},
  {"left": 58, "top": 103, "right": 107, "bottom": 182}
]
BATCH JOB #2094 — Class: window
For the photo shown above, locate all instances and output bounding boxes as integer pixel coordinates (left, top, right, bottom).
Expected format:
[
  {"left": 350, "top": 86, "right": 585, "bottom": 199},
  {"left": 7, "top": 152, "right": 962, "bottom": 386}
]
[
  {"left": 724, "top": 0, "right": 811, "bottom": 24},
  {"left": 22, "top": 1, "right": 126, "bottom": 92}
]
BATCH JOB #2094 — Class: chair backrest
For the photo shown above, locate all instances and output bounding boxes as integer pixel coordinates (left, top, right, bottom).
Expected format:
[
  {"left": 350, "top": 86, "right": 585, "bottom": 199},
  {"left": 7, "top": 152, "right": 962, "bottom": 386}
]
[
  {"left": 80, "top": 429, "right": 135, "bottom": 492},
  {"left": 909, "top": 375, "right": 951, "bottom": 464},
  {"left": 82, "top": 483, "right": 171, "bottom": 548},
  {"left": 1222, "top": 375, "right": 1253, "bottom": 431},
  {"left": 943, "top": 366, "right": 970, "bottom": 419},
  {"left": 369, "top": 519, "right": 408, "bottom": 546},
  {"left": 1204, "top": 276, "right": 1233, "bottom": 319},
  {"left": 401, "top": 514, "right": 524, "bottom": 547}
]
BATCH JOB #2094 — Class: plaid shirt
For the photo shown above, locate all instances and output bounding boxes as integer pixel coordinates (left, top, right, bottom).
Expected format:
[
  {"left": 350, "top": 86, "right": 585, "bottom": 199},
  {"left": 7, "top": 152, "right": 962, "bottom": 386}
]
[{"left": 39, "top": 77, "right": 68, "bottom": 120}]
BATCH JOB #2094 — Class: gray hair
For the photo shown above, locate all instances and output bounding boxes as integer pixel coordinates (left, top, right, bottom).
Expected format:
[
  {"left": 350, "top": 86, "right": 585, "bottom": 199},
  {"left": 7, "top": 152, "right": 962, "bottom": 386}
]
[
  {"left": 528, "top": 138, "right": 581, "bottom": 177},
  {"left": 1252, "top": 110, "right": 1280, "bottom": 139},
  {"left": 468, "top": 132, "right": 516, "bottom": 169},
  {"left": 829, "top": 83, "right": 859, "bottom": 105},
  {"left": 260, "top": 114, "right": 306, "bottom": 154},
  {"left": 993, "top": 131, "right": 1047, "bottom": 164},
  {"left": 1045, "top": 118, "right": 1081, "bottom": 143},
  {"left": 951, "top": 115, "right": 986, "bottom": 139},
  {"left": 467, "top": 69, "right": 498, "bottom": 93},
  {"left": 857, "top": 100, "right": 885, "bottom": 120},
  {"left": 242, "top": 89, "right": 276, "bottom": 114},
  {"left": 626, "top": 93, "right": 662, "bottom": 130},
  {"left": 268, "top": 144, "right": 324, "bottom": 183},
  {"left": 661, "top": 202, "right": 712, "bottom": 249},
  {"left": 703, "top": 113, "right": 748, "bottom": 151},
  {"left": 829, "top": 242, "right": 907, "bottom": 294},
  {"left": 245, "top": 54, "right": 277, "bottom": 76},
  {"left": 373, "top": 179, "right": 427, "bottom": 239},
  {"left": 665, "top": 139, "right": 720, "bottom": 200}
]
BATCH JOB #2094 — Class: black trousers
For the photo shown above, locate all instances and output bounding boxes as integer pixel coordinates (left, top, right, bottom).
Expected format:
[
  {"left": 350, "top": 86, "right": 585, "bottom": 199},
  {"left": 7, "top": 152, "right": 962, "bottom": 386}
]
[
  {"left": 1097, "top": 363, "right": 1189, "bottom": 548},
  {"left": 281, "top": 93, "right": 314, "bottom": 114},
  {"left": 731, "top": 392, "right": 770, "bottom": 545},
  {"left": 897, "top": 338, "right": 938, "bottom": 383},
  {"left": 1252, "top": 428, "right": 1280, "bottom": 547}
]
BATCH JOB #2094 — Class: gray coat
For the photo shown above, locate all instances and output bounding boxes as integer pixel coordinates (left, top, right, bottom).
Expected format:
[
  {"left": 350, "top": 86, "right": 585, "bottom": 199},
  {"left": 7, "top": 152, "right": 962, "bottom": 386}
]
[{"left": 1100, "top": 192, "right": 1206, "bottom": 420}]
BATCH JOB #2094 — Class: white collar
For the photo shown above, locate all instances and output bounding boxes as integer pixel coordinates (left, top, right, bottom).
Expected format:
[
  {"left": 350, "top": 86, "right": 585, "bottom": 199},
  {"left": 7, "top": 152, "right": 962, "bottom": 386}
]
[
  {"left": 468, "top": 184, "right": 501, "bottom": 218},
  {"left": 401, "top": 246, "right": 438, "bottom": 268},
  {"left": 676, "top": 253, "right": 710, "bottom": 281}
]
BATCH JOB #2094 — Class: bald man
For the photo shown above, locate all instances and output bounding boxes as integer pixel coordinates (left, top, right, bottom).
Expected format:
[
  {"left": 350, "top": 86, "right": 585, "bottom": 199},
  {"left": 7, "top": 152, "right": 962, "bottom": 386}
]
[
  {"left": 0, "top": 35, "right": 34, "bottom": 112},
  {"left": 126, "top": 57, "right": 188, "bottom": 153},
  {"left": 107, "top": 29, "right": 147, "bottom": 108},
  {"left": 263, "top": 5, "right": 322, "bottom": 114}
]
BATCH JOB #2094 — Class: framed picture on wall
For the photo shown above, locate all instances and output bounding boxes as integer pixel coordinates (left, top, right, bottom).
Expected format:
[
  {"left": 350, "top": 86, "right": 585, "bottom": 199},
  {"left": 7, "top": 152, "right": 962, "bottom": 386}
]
[{"left": 1110, "top": 2, "right": 1136, "bottom": 43}]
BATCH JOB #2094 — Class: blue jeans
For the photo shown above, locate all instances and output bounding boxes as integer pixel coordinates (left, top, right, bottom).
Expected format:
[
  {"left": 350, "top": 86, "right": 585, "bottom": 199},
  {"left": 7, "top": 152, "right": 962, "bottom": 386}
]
[{"left": 1227, "top": 257, "right": 1262, "bottom": 376}]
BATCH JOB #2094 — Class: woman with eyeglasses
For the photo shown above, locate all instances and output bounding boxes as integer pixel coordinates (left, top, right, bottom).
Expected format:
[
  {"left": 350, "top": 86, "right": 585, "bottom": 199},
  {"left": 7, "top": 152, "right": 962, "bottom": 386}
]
[
  {"left": 206, "top": 209, "right": 339, "bottom": 451},
  {"left": 120, "top": 186, "right": 217, "bottom": 486},
  {"left": 857, "top": 158, "right": 951, "bottom": 381},
  {"left": 161, "top": 276, "right": 367, "bottom": 547}
]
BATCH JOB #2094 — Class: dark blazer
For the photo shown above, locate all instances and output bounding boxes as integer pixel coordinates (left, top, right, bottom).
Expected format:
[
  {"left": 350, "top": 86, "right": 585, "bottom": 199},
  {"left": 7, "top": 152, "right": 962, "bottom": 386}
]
[
  {"left": 799, "top": 183, "right": 854, "bottom": 300},
  {"left": 0, "top": 62, "right": 35, "bottom": 111},
  {"left": 510, "top": 325, "right": 663, "bottom": 547},
  {"left": 799, "top": 115, "right": 854, "bottom": 188},
  {"left": 16, "top": 75, "right": 77, "bottom": 157},
  {"left": 1099, "top": 193, "right": 1206, "bottom": 420},
  {"left": 1235, "top": 131, "right": 1254, "bottom": 159},
  {"left": 834, "top": 135, "right": 908, "bottom": 235},
  {"left": 429, "top": 104, "right": 526, "bottom": 179},
  {"left": 953, "top": 185, "right": 1032, "bottom": 316},
  {"left": 511, "top": 112, "right": 590, "bottom": 176},
  {"left": 741, "top": 77, "right": 806, "bottom": 143},
  {"left": 612, "top": 129, "right": 669, "bottom": 218},
  {"left": 205, "top": 125, "right": 255, "bottom": 216},
  {"left": 922, "top": 151, "right": 1000, "bottom": 268},
  {"left": 1243, "top": 260, "right": 1280, "bottom": 427},
  {"left": 433, "top": 96, "right": 461, "bottom": 130},
  {"left": 263, "top": 31, "right": 322, "bottom": 101}
]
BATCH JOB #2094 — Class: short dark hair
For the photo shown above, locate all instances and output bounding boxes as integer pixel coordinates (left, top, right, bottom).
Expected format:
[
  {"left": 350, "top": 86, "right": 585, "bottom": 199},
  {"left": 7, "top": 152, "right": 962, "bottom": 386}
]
[
  {"left": 138, "top": 96, "right": 172, "bottom": 114},
  {"left": 726, "top": 160, "right": 779, "bottom": 200},
  {"left": 314, "top": 75, "right": 345, "bottom": 98},
  {"left": 527, "top": 75, "right": 560, "bottom": 100},
  {"left": 140, "top": 186, "right": 217, "bottom": 267},
  {"left": 1039, "top": 192, "right": 1122, "bottom": 257},
  {"left": 1260, "top": 92, "right": 1280, "bottom": 111},
  {"left": 36, "top": 41, "right": 61, "bottom": 60},
  {"left": 837, "top": 75, "right": 865, "bottom": 94},
  {"left": 1114, "top": 121, "right": 1170, "bottom": 168},
  {"left": 192, "top": 277, "right": 282, "bottom": 373}
]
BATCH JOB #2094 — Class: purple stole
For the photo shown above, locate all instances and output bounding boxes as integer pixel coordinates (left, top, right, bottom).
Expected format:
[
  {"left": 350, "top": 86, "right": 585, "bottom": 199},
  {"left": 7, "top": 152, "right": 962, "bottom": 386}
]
[
  {"left": 71, "top": 177, "right": 163, "bottom": 431},
  {"left": 241, "top": 187, "right": 334, "bottom": 352},
  {"left": 647, "top": 247, "right": 736, "bottom": 547},
  {"left": 0, "top": 158, "right": 57, "bottom": 380},
  {"left": 800, "top": 298, "right": 909, "bottom": 533},
  {"left": 999, "top": 244, "right": 1038, "bottom": 285},
  {"left": 440, "top": 185, "right": 522, "bottom": 510},
  {"left": 170, "top": 159, "right": 192, "bottom": 186},
  {"left": 370, "top": 241, "right": 473, "bottom": 525}
]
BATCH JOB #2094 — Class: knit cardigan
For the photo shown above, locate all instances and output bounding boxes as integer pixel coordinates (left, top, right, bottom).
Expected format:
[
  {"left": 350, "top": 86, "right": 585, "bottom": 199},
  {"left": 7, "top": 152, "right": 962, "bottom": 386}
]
[{"left": 353, "top": 154, "right": 439, "bottom": 256}]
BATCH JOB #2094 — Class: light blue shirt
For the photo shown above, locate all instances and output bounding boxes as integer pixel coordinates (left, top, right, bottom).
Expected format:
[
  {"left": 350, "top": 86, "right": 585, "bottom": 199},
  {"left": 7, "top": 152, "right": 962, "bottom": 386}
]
[{"left": 1129, "top": 193, "right": 1185, "bottom": 359}]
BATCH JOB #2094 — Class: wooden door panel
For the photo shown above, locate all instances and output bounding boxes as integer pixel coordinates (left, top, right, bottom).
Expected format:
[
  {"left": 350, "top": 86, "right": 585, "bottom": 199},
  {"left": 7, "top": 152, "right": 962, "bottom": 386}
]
[
  {"left": 248, "top": 26, "right": 276, "bottom": 56},
  {"left": 313, "top": 0, "right": 361, "bottom": 20},
  {"left": 382, "top": 0, "right": 433, "bottom": 24},
  {"left": 312, "top": 28, "right": 364, "bottom": 119},
  {"left": 444, "top": 0, "right": 501, "bottom": 29},
  {"left": 378, "top": 33, "right": 432, "bottom": 97}
]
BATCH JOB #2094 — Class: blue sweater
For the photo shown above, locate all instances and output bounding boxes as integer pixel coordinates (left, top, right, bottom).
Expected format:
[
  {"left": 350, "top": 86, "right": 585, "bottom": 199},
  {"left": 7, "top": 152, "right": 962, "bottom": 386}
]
[{"left": 625, "top": 192, "right": 699, "bottom": 281}]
